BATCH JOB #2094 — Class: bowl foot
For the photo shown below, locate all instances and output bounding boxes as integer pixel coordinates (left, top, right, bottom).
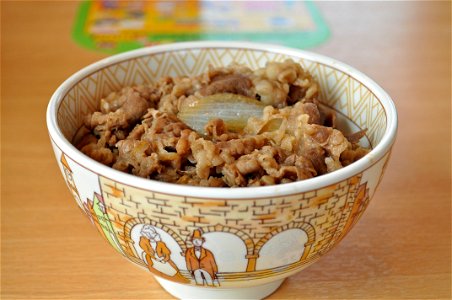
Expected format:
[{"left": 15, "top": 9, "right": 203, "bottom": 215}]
[{"left": 154, "top": 276, "right": 285, "bottom": 299}]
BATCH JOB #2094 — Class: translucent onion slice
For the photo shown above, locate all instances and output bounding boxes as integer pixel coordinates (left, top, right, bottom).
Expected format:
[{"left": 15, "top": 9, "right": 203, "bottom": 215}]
[{"left": 178, "top": 93, "right": 265, "bottom": 134}]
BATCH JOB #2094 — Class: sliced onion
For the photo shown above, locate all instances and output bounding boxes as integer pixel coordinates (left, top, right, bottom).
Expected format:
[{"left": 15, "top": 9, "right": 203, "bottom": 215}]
[
  {"left": 178, "top": 93, "right": 265, "bottom": 134},
  {"left": 258, "top": 118, "right": 283, "bottom": 134}
]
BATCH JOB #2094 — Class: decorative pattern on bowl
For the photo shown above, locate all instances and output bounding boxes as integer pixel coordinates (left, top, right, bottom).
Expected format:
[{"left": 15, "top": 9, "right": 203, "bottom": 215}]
[{"left": 47, "top": 42, "right": 397, "bottom": 298}]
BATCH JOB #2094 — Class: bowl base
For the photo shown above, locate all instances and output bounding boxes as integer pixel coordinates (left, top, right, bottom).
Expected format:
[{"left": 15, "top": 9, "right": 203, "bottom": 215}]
[{"left": 154, "top": 276, "right": 285, "bottom": 299}]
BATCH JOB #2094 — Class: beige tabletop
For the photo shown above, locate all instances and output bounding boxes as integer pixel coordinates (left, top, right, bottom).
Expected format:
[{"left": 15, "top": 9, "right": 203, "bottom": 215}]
[{"left": 2, "top": 1, "right": 451, "bottom": 299}]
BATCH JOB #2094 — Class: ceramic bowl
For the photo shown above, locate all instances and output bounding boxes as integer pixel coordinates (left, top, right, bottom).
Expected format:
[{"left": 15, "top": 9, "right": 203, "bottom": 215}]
[{"left": 46, "top": 41, "right": 397, "bottom": 299}]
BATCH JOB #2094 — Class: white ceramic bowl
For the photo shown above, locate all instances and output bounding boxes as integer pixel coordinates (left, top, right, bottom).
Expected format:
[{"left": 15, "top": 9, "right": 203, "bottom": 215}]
[{"left": 47, "top": 41, "right": 397, "bottom": 299}]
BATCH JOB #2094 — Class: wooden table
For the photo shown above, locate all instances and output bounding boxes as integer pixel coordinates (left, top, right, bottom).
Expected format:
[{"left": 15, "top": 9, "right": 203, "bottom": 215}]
[{"left": 2, "top": 2, "right": 450, "bottom": 299}]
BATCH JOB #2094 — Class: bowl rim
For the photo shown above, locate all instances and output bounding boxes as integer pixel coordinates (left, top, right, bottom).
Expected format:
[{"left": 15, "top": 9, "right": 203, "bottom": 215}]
[{"left": 46, "top": 41, "right": 397, "bottom": 199}]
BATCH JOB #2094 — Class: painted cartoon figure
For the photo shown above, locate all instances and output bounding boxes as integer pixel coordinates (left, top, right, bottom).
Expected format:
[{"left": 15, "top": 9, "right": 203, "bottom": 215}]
[
  {"left": 139, "top": 225, "right": 187, "bottom": 283},
  {"left": 185, "top": 229, "right": 219, "bottom": 286}
]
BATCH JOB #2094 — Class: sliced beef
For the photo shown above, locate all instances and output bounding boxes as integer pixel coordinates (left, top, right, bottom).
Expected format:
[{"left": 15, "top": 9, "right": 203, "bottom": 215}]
[{"left": 200, "top": 74, "right": 253, "bottom": 97}]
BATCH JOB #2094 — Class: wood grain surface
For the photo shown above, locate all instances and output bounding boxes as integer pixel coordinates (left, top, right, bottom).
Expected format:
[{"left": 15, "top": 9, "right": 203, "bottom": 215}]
[{"left": 2, "top": 2, "right": 451, "bottom": 299}]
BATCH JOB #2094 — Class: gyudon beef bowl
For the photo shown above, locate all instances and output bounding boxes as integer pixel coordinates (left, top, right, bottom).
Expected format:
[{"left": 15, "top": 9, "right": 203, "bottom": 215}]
[{"left": 47, "top": 42, "right": 397, "bottom": 299}]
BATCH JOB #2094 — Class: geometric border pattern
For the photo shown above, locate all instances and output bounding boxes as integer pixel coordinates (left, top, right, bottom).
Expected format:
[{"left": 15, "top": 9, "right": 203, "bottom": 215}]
[{"left": 58, "top": 48, "right": 387, "bottom": 147}]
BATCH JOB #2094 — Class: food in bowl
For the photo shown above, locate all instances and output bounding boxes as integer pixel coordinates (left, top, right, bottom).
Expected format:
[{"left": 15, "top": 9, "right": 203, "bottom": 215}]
[
  {"left": 74, "top": 59, "right": 369, "bottom": 187},
  {"left": 48, "top": 42, "right": 397, "bottom": 300}
]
